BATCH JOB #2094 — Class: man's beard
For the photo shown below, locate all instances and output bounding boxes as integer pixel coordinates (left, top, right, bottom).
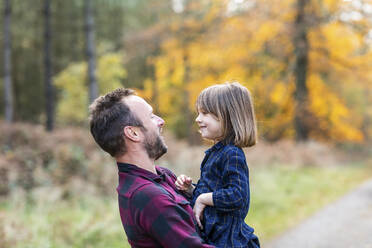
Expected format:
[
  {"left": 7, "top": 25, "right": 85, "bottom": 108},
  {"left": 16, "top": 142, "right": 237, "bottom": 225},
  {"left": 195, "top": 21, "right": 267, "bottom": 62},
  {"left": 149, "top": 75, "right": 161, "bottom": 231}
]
[{"left": 143, "top": 130, "right": 167, "bottom": 160}]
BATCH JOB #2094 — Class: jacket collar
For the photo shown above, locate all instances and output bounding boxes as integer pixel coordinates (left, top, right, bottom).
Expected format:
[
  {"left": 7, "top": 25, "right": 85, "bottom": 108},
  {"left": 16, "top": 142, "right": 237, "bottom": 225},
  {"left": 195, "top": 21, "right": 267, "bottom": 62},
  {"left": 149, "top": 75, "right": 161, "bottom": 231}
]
[
  {"left": 205, "top": 140, "right": 225, "bottom": 155},
  {"left": 117, "top": 162, "right": 165, "bottom": 182}
]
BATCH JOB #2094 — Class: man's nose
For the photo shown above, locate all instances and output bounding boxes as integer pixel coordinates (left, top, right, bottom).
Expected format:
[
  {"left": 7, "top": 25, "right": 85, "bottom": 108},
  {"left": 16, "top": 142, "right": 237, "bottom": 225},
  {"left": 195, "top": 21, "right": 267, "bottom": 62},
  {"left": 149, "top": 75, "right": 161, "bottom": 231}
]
[{"left": 157, "top": 116, "right": 165, "bottom": 127}]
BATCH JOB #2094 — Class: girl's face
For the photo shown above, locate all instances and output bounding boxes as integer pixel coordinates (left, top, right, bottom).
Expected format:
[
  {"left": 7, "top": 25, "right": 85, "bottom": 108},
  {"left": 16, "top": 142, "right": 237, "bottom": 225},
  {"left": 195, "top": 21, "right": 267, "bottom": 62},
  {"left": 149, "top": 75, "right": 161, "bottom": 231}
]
[{"left": 195, "top": 110, "right": 223, "bottom": 142}]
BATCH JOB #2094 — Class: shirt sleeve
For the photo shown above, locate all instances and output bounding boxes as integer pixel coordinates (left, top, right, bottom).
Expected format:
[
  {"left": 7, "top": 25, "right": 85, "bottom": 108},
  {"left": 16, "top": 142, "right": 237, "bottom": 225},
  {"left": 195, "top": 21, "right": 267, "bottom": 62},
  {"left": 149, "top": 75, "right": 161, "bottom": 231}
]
[
  {"left": 212, "top": 147, "right": 250, "bottom": 212},
  {"left": 131, "top": 185, "right": 214, "bottom": 248}
]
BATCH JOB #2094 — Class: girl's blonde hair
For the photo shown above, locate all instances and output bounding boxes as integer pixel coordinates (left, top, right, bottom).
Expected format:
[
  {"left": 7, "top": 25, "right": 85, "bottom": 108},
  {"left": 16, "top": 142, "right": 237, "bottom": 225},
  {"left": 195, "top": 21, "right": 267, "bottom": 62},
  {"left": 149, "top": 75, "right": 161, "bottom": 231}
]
[{"left": 196, "top": 81, "right": 257, "bottom": 147}]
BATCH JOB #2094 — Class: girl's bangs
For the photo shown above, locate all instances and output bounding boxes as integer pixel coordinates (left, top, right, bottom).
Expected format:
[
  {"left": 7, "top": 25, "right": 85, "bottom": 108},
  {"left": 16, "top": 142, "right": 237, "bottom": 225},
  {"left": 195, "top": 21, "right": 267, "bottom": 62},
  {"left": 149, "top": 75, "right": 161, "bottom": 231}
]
[{"left": 197, "top": 90, "right": 216, "bottom": 114}]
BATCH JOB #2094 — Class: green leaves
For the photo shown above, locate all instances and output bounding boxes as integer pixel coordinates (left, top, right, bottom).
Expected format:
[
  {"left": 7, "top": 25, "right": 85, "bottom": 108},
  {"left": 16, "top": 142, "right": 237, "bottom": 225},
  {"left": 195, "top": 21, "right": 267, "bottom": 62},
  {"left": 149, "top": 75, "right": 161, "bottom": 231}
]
[{"left": 55, "top": 53, "right": 126, "bottom": 124}]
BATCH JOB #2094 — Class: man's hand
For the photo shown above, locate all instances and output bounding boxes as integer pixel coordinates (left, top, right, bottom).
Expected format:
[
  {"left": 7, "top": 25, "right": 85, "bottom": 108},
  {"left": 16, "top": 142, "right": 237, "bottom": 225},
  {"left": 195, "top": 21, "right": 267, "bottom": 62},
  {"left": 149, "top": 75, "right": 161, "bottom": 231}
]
[{"left": 175, "top": 174, "right": 194, "bottom": 195}]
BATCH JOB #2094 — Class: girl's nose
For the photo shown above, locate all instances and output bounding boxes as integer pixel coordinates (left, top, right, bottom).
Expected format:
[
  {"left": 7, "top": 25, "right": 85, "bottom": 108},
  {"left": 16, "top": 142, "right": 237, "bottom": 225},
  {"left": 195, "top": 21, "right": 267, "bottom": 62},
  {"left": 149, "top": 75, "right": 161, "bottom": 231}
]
[{"left": 195, "top": 114, "right": 201, "bottom": 123}]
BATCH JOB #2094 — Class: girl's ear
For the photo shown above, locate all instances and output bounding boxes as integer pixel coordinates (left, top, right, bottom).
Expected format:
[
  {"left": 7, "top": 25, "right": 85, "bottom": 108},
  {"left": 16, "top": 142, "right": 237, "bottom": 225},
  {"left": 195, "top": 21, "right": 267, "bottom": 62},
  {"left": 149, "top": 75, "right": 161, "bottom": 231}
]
[{"left": 123, "top": 126, "right": 141, "bottom": 142}]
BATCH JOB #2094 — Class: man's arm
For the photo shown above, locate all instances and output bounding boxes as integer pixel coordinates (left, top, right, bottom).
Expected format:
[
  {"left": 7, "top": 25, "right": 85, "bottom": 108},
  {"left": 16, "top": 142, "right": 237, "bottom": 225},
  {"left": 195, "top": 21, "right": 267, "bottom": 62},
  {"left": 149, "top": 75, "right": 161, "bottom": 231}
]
[{"left": 131, "top": 186, "right": 214, "bottom": 248}]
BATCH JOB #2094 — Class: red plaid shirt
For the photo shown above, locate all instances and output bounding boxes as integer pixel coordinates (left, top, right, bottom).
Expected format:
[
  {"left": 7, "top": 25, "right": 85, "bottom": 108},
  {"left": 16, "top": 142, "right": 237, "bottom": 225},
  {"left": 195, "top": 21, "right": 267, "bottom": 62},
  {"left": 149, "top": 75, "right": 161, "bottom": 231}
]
[{"left": 116, "top": 162, "right": 214, "bottom": 248}]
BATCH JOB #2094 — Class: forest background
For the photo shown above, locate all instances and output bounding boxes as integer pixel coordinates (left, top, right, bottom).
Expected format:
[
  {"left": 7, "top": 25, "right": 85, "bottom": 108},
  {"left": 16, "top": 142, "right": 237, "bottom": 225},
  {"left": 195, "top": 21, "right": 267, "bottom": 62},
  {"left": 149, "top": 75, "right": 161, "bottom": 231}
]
[{"left": 0, "top": 0, "right": 371, "bottom": 247}]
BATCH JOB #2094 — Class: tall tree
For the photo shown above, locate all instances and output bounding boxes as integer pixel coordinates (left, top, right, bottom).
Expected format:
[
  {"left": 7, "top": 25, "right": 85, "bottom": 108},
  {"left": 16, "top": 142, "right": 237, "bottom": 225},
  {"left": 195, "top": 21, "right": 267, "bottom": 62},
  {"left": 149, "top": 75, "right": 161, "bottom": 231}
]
[
  {"left": 141, "top": 0, "right": 225, "bottom": 142},
  {"left": 3, "top": 0, "right": 14, "bottom": 123},
  {"left": 145, "top": 0, "right": 370, "bottom": 143},
  {"left": 123, "top": 0, "right": 175, "bottom": 113},
  {"left": 84, "top": 0, "right": 98, "bottom": 104},
  {"left": 292, "top": 0, "right": 310, "bottom": 141},
  {"left": 43, "top": 0, "right": 54, "bottom": 131}
]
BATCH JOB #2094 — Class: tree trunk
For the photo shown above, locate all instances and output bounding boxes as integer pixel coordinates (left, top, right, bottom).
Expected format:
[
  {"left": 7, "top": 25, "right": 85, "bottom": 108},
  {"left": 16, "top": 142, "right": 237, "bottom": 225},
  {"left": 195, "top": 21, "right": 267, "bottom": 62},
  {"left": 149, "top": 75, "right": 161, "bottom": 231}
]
[
  {"left": 183, "top": 51, "right": 199, "bottom": 145},
  {"left": 293, "top": 0, "right": 310, "bottom": 141},
  {"left": 70, "top": 3, "right": 80, "bottom": 62},
  {"left": 151, "top": 71, "right": 159, "bottom": 114},
  {"left": 3, "top": 0, "right": 14, "bottom": 123},
  {"left": 84, "top": 0, "right": 98, "bottom": 104},
  {"left": 44, "top": 0, "right": 54, "bottom": 131}
]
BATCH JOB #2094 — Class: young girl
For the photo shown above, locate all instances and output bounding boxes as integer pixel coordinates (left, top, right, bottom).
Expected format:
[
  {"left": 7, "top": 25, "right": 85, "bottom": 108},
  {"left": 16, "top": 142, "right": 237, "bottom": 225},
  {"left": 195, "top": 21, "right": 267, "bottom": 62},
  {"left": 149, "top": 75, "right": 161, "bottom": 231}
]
[{"left": 176, "top": 82, "right": 260, "bottom": 248}]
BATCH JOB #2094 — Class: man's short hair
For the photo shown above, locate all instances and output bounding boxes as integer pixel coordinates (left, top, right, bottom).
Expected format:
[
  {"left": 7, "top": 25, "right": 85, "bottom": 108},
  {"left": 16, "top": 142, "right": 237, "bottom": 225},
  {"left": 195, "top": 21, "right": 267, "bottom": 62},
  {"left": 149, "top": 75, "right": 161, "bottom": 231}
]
[{"left": 89, "top": 88, "right": 143, "bottom": 157}]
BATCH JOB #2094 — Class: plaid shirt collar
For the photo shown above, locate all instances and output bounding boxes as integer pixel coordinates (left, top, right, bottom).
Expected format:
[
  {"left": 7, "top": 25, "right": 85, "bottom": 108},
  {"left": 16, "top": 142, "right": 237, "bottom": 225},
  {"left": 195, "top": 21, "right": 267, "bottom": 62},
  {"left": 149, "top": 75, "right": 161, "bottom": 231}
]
[
  {"left": 117, "top": 162, "right": 165, "bottom": 183},
  {"left": 205, "top": 141, "right": 225, "bottom": 155}
]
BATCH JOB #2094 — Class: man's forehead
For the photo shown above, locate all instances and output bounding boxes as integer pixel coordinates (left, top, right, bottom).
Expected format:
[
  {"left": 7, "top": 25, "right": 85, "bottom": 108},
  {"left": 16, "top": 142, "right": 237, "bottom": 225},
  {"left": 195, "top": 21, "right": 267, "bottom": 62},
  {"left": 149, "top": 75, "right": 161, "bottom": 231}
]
[{"left": 123, "top": 95, "right": 152, "bottom": 112}]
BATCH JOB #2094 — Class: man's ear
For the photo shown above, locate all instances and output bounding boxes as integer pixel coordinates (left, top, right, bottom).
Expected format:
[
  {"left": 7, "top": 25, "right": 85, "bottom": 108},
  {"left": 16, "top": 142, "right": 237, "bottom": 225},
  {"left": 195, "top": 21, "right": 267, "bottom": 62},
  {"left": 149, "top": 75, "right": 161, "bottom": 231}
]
[{"left": 123, "top": 126, "right": 141, "bottom": 142}]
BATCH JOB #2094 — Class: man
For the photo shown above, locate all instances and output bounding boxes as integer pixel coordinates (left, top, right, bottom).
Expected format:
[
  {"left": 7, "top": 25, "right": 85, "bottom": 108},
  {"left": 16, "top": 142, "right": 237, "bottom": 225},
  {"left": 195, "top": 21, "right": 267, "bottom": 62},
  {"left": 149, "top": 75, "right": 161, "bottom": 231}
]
[{"left": 89, "top": 88, "right": 213, "bottom": 248}]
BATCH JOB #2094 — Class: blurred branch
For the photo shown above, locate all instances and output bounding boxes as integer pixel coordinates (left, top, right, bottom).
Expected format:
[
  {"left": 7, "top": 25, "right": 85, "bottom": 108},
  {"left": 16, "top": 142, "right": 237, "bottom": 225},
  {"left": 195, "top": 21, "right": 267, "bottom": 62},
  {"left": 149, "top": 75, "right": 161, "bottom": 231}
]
[{"left": 312, "top": 46, "right": 371, "bottom": 71}]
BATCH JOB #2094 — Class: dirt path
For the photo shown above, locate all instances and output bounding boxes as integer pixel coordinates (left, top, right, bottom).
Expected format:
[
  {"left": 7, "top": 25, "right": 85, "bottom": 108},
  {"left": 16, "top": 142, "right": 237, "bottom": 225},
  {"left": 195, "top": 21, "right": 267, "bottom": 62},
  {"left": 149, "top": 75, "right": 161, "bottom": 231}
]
[{"left": 265, "top": 179, "right": 372, "bottom": 248}]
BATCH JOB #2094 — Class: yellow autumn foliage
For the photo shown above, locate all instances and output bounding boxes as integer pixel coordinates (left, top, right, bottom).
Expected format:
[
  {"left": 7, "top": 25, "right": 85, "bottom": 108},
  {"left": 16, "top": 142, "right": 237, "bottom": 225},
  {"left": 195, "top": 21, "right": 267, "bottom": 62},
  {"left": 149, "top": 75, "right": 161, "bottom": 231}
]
[
  {"left": 55, "top": 53, "right": 126, "bottom": 124},
  {"left": 138, "top": 0, "right": 371, "bottom": 143},
  {"left": 308, "top": 74, "right": 363, "bottom": 142}
]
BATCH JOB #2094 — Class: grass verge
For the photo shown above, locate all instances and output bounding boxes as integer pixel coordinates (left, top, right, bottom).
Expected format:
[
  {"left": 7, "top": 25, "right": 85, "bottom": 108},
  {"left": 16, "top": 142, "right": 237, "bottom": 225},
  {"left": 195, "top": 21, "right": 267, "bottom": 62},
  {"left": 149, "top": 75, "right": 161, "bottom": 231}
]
[
  {"left": 1, "top": 164, "right": 371, "bottom": 247},
  {"left": 247, "top": 163, "right": 372, "bottom": 242}
]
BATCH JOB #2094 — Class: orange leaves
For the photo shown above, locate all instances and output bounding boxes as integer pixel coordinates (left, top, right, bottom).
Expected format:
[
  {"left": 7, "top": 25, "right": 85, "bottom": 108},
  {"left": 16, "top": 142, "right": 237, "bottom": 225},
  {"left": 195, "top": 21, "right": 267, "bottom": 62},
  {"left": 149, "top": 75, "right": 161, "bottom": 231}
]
[
  {"left": 134, "top": 0, "right": 371, "bottom": 143},
  {"left": 308, "top": 74, "right": 364, "bottom": 142}
]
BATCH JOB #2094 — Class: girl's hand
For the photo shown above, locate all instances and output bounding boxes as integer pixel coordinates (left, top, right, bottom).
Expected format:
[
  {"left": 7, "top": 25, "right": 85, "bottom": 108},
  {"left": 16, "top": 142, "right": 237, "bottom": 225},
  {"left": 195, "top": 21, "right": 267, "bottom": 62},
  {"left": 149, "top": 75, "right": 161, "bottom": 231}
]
[
  {"left": 193, "top": 196, "right": 206, "bottom": 230},
  {"left": 193, "top": 193, "right": 213, "bottom": 230},
  {"left": 175, "top": 174, "right": 194, "bottom": 194}
]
